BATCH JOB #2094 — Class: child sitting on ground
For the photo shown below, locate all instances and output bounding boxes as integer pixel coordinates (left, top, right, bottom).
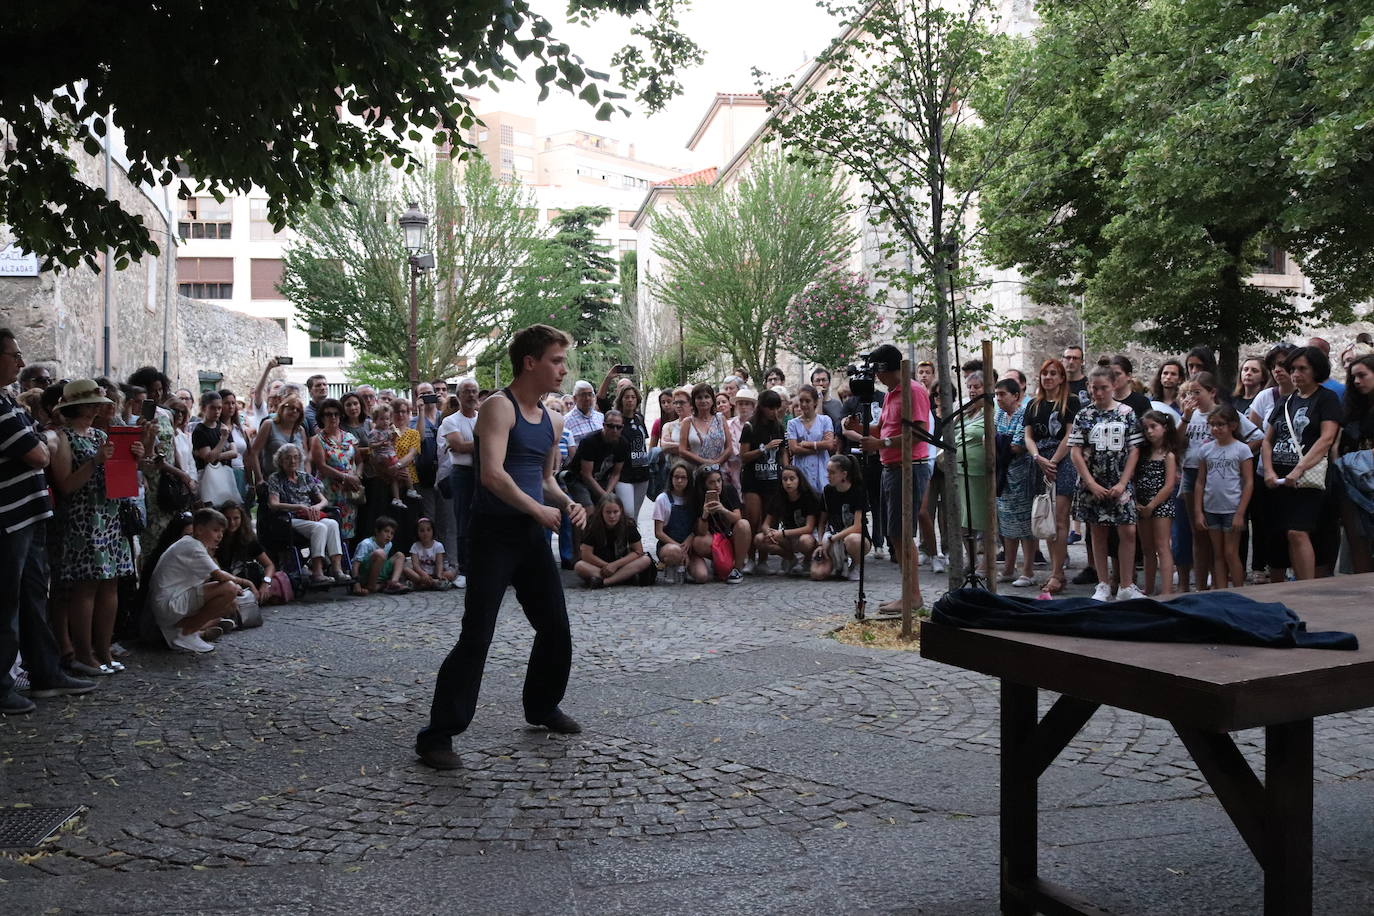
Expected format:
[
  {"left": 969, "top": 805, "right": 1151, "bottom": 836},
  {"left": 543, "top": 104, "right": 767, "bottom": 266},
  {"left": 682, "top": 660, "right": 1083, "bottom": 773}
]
[
  {"left": 352, "top": 515, "right": 416, "bottom": 595},
  {"left": 368, "top": 403, "right": 420, "bottom": 508},
  {"left": 407, "top": 516, "right": 457, "bottom": 590},
  {"left": 577, "top": 494, "right": 655, "bottom": 588}
]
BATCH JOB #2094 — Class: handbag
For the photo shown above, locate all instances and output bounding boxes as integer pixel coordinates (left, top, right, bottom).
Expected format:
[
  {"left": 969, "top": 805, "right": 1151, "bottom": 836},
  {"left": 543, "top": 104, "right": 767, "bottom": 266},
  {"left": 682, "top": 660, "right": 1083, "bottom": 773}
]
[
  {"left": 264, "top": 570, "right": 295, "bottom": 605},
  {"left": 710, "top": 531, "right": 734, "bottom": 582},
  {"left": 119, "top": 498, "right": 146, "bottom": 537},
  {"left": 156, "top": 467, "right": 191, "bottom": 513},
  {"left": 199, "top": 461, "right": 241, "bottom": 506},
  {"left": 1030, "top": 481, "right": 1057, "bottom": 541},
  {"left": 234, "top": 588, "right": 263, "bottom": 629},
  {"left": 1283, "top": 397, "right": 1329, "bottom": 490}
]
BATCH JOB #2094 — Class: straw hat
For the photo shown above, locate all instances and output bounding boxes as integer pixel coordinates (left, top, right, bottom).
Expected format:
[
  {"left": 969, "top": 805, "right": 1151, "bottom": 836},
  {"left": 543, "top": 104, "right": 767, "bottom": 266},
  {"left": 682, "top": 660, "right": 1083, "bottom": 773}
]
[
  {"left": 734, "top": 387, "right": 758, "bottom": 403},
  {"left": 59, "top": 378, "right": 112, "bottom": 412}
]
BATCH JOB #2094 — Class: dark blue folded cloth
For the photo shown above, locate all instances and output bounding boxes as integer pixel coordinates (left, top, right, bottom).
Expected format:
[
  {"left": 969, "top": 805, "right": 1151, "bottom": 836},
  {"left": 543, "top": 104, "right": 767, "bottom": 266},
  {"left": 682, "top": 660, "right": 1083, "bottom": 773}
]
[{"left": 932, "top": 587, "right": 1358, "bottom": 650}]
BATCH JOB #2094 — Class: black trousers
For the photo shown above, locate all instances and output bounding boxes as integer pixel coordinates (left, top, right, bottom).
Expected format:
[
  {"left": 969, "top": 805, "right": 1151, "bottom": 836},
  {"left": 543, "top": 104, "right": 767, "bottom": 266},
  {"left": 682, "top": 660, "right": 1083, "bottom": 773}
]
[{"left": 416, "top": 513, "right": 570, "bottom": 751}]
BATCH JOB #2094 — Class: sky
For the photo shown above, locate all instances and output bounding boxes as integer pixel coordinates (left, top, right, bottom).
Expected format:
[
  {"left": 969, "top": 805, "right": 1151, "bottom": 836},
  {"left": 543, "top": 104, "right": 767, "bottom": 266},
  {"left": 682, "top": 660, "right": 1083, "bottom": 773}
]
[{"left": 473, "top": 0, "right": 843, "bottom": 171}]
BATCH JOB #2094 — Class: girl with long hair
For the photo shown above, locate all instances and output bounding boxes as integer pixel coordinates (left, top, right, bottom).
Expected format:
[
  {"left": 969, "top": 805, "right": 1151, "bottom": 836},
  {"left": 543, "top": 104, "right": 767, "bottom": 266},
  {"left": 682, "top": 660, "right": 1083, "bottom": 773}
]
[
  {"left": 1135, "top": 410, "right": 1183, "bottom": 595},
  {"left": 1023, "top": 358, "right": 1080, "bottom": 594},
  {"left": 689, "top": 465, "right": 750, "bottom": 583},
  {"left": 613, "top": 383, "right": 652, "bottom": 520},
  {"left": 811, "top": 454, "right": 867, "bottom": 581},
  {"left": 677, "top": 383, "right": 733, "bottom": 470},
  {"left": 652, "top": 462, "right": 698, "bottom": 583},
  {"left": 1233, "top": 356, "right": 1270, "bottom": 415},
  {"left": 577, "top": 494, "right": 654, "bottom": 588},
  {"left": 756, "top": 465, "right": 820, "bottom": 576},
  {"left": 1149, "top": 359, "right": 1186, "bottom": 409},
  {"left": 737, "top": 388, "right": 787, "bottom": 574},
  {"left": 216, "top": 501, "right": 276, "bottom": 605},
  {"left": 787, "top": 384, "right": 835, "bottom": 494}
]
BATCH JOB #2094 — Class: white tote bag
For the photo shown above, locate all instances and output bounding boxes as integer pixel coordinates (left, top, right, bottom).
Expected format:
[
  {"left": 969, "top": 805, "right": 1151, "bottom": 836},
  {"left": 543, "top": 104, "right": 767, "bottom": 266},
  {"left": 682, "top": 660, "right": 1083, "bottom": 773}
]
[
  {"left": 199, "top": 462, "right": 241, "bottom": 507},
  {"left": 1030, "top": 482, "right": 1057, "bottom": 542}
]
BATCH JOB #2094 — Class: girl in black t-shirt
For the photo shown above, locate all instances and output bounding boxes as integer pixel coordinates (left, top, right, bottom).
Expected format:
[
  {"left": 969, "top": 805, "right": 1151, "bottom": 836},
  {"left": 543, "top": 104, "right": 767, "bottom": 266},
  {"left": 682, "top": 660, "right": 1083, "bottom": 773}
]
[
  {"left": 738, "top": 389, "right": 787, "bottom": 574},
  {"left": 1342, "top": 354, "right": 1374, "bottom": 573},
  {"left": 811, "top": 455, "right": 867, "bottom": 581},
  {"left": 689, "top": 466, "right": 750, "bottom": 583},
  {"left": 576, "top": 495, "right": 654, "bottom": 589},
  {"left": 216, "top": 502, "right": 275, "bottom": 606},
  {"left": 756, "top": 466, "right": 821, "bottom": 576}
]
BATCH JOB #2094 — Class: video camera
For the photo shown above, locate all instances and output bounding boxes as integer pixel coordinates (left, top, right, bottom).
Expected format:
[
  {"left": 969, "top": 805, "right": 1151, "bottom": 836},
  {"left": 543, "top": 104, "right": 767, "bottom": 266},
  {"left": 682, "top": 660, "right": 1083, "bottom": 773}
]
[{"left": 844, "top": 359, "right": 877, "bottom": 401}]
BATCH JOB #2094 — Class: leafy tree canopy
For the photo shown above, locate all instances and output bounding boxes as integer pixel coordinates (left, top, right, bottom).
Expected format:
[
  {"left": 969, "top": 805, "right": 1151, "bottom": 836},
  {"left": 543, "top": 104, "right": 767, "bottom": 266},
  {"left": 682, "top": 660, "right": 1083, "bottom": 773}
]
[
  {"left": 1, "top": 0, "right": 701, "bottom": 270},
  {"left": 972, "top": 0, "right": 1374, "bottom": 382},
  {"left": 650, "top": 152, "right": 856, "bottom": 384},
  {"left": 279, "top": 156, "right": 579, "bottom": 387}
]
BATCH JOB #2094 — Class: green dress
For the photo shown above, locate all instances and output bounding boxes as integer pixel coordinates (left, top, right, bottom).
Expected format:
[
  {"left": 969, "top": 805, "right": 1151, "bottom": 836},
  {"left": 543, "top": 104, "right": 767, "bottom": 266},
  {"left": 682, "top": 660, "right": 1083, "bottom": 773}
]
[
  {"left": 60, "top": 428, "right": 134, "bottom": 582},
  {"left": 949, "top": 411, "right": 989, "bottom": 533}
]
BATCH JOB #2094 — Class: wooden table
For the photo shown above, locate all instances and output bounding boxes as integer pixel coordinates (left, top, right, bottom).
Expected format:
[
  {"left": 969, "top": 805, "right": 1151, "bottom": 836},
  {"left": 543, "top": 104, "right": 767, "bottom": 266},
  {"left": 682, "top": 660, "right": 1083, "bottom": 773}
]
[{"left": 919, "top": 575, "right": 1374, "bottom": 916}]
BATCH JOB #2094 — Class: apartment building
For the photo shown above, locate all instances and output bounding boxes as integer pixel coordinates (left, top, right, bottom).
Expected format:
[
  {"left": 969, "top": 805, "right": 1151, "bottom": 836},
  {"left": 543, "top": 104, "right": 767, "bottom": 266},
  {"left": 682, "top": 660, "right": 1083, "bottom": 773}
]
[{"left": 175, "top": 192, "right": 348, "bottom": 386}]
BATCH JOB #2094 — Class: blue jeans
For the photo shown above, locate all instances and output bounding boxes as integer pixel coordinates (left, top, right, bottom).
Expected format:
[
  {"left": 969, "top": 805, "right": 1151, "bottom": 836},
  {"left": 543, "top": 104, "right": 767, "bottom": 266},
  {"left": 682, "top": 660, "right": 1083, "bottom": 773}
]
[
  {"left": 0, "top": 522, "right": 62, "bottom": 698},
  {"left": 449, "top": 467, "right": 475, "bottom": 573}
]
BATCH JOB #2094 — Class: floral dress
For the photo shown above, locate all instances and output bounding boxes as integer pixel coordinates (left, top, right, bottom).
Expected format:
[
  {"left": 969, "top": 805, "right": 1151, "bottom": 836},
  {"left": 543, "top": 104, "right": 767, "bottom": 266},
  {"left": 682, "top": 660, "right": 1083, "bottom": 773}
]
[
  {"left": 995, "top": 405, "right": 1033, "bottom": 539},
  {"left": 317, "top": 430, "right": 359, "bottom": 538},
  {"left": 60, "top": 428, "right": 134, "bottom": 582},
  {"left": 1068, "top": 403, "right": 1143, "bottom": 525},
  {"left": 684, "top": 413, "right": 728, "bottom": 469}
]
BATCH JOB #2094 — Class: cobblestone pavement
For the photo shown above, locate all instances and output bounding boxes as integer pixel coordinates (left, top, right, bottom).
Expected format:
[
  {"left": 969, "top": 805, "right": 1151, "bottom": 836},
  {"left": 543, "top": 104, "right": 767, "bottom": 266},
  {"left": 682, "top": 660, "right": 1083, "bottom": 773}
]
[{"left": 4, "top": 541, "right": 1374, "bottom": 914}]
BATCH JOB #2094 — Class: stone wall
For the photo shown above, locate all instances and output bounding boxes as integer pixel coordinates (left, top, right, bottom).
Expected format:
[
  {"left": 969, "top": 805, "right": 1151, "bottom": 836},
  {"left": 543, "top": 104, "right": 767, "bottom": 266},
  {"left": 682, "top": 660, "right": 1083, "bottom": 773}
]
[
  {"left": 0, "top": 144, "right": 177, "bottom": 384},
  {"left": 0, "top": 142, "right": 287, "bottom": 395},
  {"left": 174, "top": 294, "right": 287, "bottom": 395}
]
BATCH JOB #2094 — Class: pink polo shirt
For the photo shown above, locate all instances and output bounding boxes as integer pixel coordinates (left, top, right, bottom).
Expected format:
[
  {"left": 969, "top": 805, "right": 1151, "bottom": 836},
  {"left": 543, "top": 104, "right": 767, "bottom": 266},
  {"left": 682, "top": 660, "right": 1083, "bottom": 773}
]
[{"left": 878, "top": 381, "right": 932, "bottom": 466}]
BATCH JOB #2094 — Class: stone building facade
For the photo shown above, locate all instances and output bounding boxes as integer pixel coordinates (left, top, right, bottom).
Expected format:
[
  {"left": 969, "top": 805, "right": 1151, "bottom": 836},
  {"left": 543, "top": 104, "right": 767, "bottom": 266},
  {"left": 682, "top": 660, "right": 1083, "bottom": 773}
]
[{"left": 0, "top": 136, "right": 286, "bottom": 395}]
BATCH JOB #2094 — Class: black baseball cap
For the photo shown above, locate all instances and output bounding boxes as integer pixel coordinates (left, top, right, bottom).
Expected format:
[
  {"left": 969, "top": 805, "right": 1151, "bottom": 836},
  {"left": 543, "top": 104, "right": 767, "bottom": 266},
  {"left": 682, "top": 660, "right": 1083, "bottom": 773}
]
[{"left": 867, "top": 344, "right": 903, "bottom": 372}]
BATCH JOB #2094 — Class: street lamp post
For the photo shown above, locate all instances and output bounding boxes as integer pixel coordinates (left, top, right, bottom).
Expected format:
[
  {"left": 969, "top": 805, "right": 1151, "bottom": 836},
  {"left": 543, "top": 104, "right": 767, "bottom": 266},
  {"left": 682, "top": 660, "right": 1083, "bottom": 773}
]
[{"left": 399, "top": 201, "right": 432, "bottom": 405}]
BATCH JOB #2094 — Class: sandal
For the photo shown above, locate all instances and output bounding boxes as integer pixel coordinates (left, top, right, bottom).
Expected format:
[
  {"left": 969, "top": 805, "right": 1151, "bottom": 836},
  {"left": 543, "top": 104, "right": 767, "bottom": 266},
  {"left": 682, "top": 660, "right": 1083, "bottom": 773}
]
[{"left": 1041, "top": 575, "right": 1065, "bottom": 595}]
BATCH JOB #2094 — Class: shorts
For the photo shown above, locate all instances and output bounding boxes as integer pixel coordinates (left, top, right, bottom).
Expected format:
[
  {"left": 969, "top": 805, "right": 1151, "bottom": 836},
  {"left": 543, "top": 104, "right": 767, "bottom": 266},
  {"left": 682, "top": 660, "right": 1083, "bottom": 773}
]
[
  {"left": 154, "top": 583, "right": 206, "bottom": 645},
  {"left": 742, "top": 478, "right": 781, "bottom": 500},
  {"left": 1203, "top": 511, "right": 1237, "bottom": 530},
  {"left": 359, "top": 553, "right": 396, "bottom": 582},
  {"left": 882, "top": 461, "right": 932, "bottom": 548}
]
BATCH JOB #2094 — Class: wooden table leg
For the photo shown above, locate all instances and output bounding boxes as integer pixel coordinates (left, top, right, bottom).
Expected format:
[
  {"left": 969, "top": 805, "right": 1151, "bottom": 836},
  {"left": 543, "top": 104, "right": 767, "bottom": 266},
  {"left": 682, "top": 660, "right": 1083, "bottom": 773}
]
[
  {"left": 1001, "top": 680, "right": 1038, "bottom": 915},
  {"left": 1264, "top": 718, "right": 1313, "bottom": 916}
]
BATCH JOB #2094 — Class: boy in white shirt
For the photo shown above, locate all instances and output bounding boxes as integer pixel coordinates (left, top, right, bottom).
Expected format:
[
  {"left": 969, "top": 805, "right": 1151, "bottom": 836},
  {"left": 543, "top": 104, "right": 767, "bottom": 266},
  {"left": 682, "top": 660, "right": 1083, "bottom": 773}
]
[{"left": 149, "top": 508, "right": 256, "bottom": 653}]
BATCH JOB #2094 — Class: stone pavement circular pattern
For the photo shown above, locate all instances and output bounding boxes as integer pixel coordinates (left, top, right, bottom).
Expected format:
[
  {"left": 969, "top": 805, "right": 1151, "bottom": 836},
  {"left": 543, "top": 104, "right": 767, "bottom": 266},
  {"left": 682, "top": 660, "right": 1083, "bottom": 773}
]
[{"left": 2, "top": 549, "right": 1374, "bottom": 914}]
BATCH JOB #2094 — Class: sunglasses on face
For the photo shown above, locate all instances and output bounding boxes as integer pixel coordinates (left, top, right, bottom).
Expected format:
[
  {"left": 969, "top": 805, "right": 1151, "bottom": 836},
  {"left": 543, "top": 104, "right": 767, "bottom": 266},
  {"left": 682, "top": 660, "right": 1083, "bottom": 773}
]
[{"left": 604, "top": 423, "right": 623, "bottom": 430}]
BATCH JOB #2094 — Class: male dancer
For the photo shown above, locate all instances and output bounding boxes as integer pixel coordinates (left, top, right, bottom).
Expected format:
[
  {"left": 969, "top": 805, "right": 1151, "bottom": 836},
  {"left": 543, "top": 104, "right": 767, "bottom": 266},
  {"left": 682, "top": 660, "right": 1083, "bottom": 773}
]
[{"left": 416, "top": 325, "right": 587, "bottom": 770}]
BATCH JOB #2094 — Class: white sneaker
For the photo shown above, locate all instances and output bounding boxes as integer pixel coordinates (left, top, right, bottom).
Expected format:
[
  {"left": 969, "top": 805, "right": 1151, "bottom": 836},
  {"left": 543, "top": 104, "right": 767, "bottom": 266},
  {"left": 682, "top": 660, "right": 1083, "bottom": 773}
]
[
  {"left": 847, "top": 560, "right": 861, "bottom": 581},
  {"left": 1116, "top": 583, "right": 1145, "bottom": 601},
  {"left": 872, "top": 545, "right": 887, "bottom": 560},
  {"left": 918, "top": 550, "right": 929, "bottom": 567},
  {"left": 1091, "top": 582, "right": 1113, "bottom": 603},
  {"left": 456, "top": 574, "right": 467, "bottom": 589},
  {"left": 742, "top": 558, "right": 756, "bottom": 575},
  {"left": 931, "top": 555, "right": 948, "bottom": 574},
  {"left": 171, "top": 632, "right": 216, "bottom": 654}
]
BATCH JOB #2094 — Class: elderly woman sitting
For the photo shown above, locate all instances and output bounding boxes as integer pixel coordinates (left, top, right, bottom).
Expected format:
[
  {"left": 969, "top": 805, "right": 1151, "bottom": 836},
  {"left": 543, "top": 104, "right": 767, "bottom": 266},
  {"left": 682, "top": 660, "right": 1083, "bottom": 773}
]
[{"left": 266, "top": 443, "right": 350, "bottom": 585}]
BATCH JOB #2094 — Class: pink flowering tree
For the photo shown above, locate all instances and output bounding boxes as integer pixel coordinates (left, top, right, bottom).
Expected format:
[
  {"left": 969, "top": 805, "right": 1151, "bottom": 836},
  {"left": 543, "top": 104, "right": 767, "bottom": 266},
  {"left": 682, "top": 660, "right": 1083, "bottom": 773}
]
[{"left": 777, "top": 270, "right": 881, "bottom": 372}]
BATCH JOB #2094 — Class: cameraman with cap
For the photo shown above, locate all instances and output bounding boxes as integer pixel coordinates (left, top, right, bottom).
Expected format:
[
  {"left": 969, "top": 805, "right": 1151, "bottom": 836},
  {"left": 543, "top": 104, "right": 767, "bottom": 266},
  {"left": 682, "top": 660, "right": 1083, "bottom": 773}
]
[{"left": 857, "top": 344, "right": 933, "bottom": 613}]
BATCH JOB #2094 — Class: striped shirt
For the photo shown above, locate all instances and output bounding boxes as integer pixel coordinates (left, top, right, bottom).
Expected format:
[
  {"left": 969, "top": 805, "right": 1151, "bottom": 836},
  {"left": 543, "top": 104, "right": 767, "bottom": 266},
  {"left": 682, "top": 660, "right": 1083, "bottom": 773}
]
[{"left": 0, "top": 392, "right": 53, "bottom": 533}]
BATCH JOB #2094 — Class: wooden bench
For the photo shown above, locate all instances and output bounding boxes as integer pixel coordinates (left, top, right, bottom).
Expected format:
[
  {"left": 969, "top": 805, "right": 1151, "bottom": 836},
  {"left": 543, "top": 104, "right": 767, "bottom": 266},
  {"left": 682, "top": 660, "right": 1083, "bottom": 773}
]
[{"left": 919, "top": 574, "right": 1374, "bottom": 916}]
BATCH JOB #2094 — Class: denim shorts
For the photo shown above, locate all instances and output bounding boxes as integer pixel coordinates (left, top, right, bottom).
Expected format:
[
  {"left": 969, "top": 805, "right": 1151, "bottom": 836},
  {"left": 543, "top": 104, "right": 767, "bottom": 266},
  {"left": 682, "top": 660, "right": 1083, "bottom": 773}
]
[
  {"left": 881, "top": 461, "right": 932, "bottom": 547},
  {"left": 1203, "top": 510, "right": 1236, "bottom": 531}
]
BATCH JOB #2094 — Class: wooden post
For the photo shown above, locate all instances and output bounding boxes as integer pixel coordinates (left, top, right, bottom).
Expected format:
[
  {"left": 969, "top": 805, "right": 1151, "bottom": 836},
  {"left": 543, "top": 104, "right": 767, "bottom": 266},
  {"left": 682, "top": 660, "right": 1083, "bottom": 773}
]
[
  {"left": 982, "top": 340, "right": 998, "bottom": 592},
  {"left": 900, "top": 359, "right": 914, "bottom": 639}
]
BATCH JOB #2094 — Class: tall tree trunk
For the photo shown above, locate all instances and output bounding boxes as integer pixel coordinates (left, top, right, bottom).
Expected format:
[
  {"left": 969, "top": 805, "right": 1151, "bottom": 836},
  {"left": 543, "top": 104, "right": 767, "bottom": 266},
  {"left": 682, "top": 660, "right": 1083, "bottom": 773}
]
[
  {"left": 1216, "top": 235, "right": 1246, "bottom": 391},
  {"left": 933, "top": 241, "right": 963, "bottom": 586}
]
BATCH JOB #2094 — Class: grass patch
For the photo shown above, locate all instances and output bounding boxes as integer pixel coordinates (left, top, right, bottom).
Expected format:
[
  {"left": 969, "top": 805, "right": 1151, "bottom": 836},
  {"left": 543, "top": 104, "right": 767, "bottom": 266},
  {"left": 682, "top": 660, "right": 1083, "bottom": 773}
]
[{"left": 829, "top": 617, "right": 922, "bottom": 651}]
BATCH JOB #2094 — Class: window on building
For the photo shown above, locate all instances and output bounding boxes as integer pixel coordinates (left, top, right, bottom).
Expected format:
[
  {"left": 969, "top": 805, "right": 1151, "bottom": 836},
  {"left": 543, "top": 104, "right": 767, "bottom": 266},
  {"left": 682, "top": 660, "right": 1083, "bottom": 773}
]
[
  {"left": 272, "top": 318, "right": 288, "bottom": 332},
  {"left": 309, "top": 327, "right": 346, "bottom": 359},
  {"left": 618, "top": 210, "right": 637, "bottom": 226},
  {"left": 514, "top": 154, "right": 535, "bottom": 172},
  {"left": 1257, "top": 243, "right": 1287, "bottom": 275},
  {"left": 595, "top": 237, "right": 612, "bottom": 250},
  {"left": 179, "top": 197, "right": 233, "bottom": 240},
  {"left": 177, "top": 256, "right": 233, "bottom": 299},
  {"left": 499, "top": 124, "right": 514, "bottom": 145},
  {"left": 179, "top": 282, "right": 233, "bottom": 299},
  {"left": 249, "top": 199, "right": 285, "bottom": 240},
  {"left": 250, "top": 258, "right": 285, "bottom": 299},
  {"left": 619, "top": 239, "right": 638, "bottom": 253},
  {"left": 621, "top": 174, "right": 647, "bottom": 189}
]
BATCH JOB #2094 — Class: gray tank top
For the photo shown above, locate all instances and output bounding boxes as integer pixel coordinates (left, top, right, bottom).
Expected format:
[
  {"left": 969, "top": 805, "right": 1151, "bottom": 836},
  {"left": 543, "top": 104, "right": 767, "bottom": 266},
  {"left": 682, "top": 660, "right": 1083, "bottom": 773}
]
[
  {"left": 472, "top": 388, "right": 553, "bottom": 516},
  {"left": 259, "top": 418, "right": 307, "bottom": 479}
]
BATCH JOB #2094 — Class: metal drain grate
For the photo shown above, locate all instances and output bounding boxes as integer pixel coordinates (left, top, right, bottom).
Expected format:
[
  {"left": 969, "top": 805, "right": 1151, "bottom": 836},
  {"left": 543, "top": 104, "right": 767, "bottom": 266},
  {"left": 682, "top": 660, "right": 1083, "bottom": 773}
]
[{"left": 0, "top": 806, "right": 83, "bottom": 849}]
